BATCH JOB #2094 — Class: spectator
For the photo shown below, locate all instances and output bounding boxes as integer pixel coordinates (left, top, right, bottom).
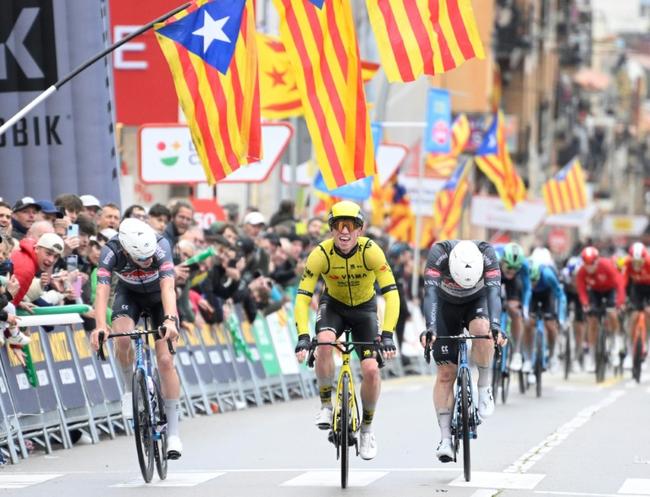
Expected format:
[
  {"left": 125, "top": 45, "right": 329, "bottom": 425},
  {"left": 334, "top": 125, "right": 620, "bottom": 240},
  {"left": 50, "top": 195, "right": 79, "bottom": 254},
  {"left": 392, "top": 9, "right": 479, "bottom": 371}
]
[
  {"left": 97, "top": 203, "right": 121, "bottom": 231},
  {"left": 80, "top": 194, "right": 102, "bottom": 221},
  {"left": 163, "top": 200, "right": 193, "bottom": 250},
  {"left": 123, "top": 204, "right": 147, "bottom": 221},
  {"left": 0, "top": 234, "right": 29, "bottom": 346},
  {"left": 147, "top": 203, "right": 171, "bottom": 234},
  {"left": 11, "top": 197, "right": 41, "bottom": 241},
  {"left": 201, "top": 235, "right": 242, "bottom": 324},
  {"left": 25, "top": 221, "right": 55, "bottom": 241},
  {"left": 181, "top": 225, "right": 206, "bottom": 250},
  {"left": 269, "top": 200, "right": 297, "bottom": 231},
  {"left": 218, "top": 223, "right": 239, "bottom": 247},
  {"left": 223, "top": 203, "right": 239, "bottom": 225},
  {"left": 241, "top": 211, "right": 266, "bottom": 239},
  {"left": 11, "top": 232, "right": 64, "bottom": 307},
  {"left": 306, "top": 216, "right": 324, "bottom": 246},
  {"left": 0, "top": 201, "right": 11, "bottom": 238},
  {"left": 36, "top": 200, "right": 64, "bottom": 224},
  {"left": 54, "top": 194, "right": 83, "bottom": 222},
  {"left": 97, "top": 228, "right": 118, "bottom": 246}
]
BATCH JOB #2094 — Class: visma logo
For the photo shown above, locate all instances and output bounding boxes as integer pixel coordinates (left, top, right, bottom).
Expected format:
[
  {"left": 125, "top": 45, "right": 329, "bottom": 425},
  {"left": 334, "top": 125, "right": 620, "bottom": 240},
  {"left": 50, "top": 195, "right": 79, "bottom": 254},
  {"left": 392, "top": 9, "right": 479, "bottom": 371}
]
[
  {"left": 156, "top": 140, "right": 181, "bottom": 167},
  {"left": 0, "top": 2, "right": 58, "bottom": 92}
]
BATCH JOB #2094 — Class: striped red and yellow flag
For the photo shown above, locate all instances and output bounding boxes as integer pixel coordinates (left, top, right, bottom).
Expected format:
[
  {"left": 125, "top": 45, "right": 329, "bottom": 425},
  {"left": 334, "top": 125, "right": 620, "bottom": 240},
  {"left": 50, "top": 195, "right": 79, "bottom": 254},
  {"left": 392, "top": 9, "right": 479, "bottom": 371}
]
[
  {"left": 425, "top": 113, "right": 470, "bottom": 177},
  {"left": 366, "top": 0, "right": 484, "bottom": 83},
  {"left": 387, "top": 181, "right": 415, "bottom": 243},
  {"left": 433, "top": 159, "right": 471, "bottom": 240},
  {"left": 474, "top": 112, "right": 526, "bottom": 210},
  {"left": 273, "top": 0, "right": 375, "bottom": 189},
  {"left": 155, "top": 0, "right": 261, "bottom": 183},
  {"left": 542, "top": 158, "right": 588, "bottom": 214}
]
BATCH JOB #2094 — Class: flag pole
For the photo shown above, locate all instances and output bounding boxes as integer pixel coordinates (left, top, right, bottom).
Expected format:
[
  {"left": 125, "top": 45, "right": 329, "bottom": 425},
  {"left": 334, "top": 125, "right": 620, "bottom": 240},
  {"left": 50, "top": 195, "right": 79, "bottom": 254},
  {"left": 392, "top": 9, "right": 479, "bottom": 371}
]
[{"left": 0, "top": 1, "right": 191, "bottom": 137}]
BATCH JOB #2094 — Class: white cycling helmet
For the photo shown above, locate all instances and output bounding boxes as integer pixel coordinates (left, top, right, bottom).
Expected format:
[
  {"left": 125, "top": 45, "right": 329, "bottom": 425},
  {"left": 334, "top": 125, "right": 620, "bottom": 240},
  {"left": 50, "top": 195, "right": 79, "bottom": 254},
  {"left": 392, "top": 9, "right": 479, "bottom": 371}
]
[
  {"left": 118, "top": 218, "right": 157, "bottom": 260},
  {"left": 449, "top": 240, "right": 484, "bottom": 289}
]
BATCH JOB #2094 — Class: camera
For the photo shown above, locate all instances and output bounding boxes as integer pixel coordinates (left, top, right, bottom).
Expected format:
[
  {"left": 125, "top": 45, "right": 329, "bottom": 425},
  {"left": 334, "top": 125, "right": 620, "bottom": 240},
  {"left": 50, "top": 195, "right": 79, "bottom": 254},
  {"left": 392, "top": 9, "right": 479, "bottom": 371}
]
[{"left": 0, "top": 260, "right": 13, "bottom": 277}]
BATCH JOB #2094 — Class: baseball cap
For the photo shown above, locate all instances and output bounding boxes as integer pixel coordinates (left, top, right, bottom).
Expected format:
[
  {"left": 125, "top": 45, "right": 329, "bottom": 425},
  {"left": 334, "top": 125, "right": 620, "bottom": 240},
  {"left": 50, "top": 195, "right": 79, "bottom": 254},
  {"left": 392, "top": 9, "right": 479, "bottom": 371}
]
[
  {"left": 88, "top": 235, "right": 101, "bottom": 247},
  {"left": 36, "top": 200, "right": 64, "bottom": 218},
  {"left": 99, "top": 228, "right": 118, "bottom": 240},
  {"left": 13, "top": 197, "right": 41, "bottom": 213},
  {"left": 243, "top": 211, "right": 266, "bottom": 226},
  {"left": 36, "top": 233, "right": 64, "bottom": 256},
  {"left": 80, "top": 194, "right": 101, "bottom": 208},
  {"left": 236, "top": 236, "right": 256, "bottom": 255}
]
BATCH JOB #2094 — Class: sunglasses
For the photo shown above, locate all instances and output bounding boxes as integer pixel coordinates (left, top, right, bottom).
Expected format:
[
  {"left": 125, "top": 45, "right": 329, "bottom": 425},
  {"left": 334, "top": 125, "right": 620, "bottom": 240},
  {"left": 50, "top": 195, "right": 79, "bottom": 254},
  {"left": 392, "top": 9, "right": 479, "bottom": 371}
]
[
  {"left": 504, "top": 264, "right": 520, "bottom": 271},
  {"left": 330, "top": 219, "right": 360, "bottom": 232}
]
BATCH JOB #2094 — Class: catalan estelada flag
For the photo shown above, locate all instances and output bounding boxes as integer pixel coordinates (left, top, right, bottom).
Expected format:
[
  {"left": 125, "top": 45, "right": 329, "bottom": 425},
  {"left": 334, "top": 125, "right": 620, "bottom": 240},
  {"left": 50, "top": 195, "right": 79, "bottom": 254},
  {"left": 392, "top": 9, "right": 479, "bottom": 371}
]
[
  {"left": 542, "top": 158, "right": 588, "bottom": 214},
  {"left": 433, "top": 158, "right": 471, "bottom": 240},
  {"left": 155, "top": 0, "right": 261, "bottom": 183},
  {"left": 366, "top": 0, "right": 484, "bottom": 82},
  {"left": 273, "top": 0, "right": 375, "bottom": 189},
  {"left": 387, "top": 181, "right": 415, "bottom": 243},
  {"left": 258, "top": 33, "right": 380, "bottom": 119},
  {"left": 474, "top": 112, "right": 526, "bottom": 210},
  {"left": 426, "top": 113, "right": 470, "bottom": 177}
]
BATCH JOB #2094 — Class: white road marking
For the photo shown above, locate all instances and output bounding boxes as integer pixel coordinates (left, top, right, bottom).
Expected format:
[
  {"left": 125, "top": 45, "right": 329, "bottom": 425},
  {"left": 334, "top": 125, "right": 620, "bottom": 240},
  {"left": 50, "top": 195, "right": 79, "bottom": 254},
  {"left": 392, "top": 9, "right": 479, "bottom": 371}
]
[
  {"left": 619, "top": 478, "right": 650, "bottom": 495},
  {"left": 0, "top": 473, "right": 63, "bottom": 488},
  {"left": 469, "top": 489, "right": 500, "bottom": 497},
  {"left": 111, "top": 472, "right": 225, "bottom": 487},
  {"left": 281, "top": 470, "right": 387, "bottom": 487},
  {"left": 449, "top": 471, "right": 545, "bottom": 489},
  {"left": 504, "top": 390, "right": 625, "bottom": 473},
  {"left": 535, "top": 491, "right": 646, "bottom": 497}
]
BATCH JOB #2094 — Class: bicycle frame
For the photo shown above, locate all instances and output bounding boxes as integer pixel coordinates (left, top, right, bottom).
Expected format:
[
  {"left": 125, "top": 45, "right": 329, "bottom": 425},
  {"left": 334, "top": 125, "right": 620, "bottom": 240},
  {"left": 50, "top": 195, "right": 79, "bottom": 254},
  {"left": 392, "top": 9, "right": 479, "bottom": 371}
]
[{"left": 452, "top": 338, "right": 478, "bottom": 442}]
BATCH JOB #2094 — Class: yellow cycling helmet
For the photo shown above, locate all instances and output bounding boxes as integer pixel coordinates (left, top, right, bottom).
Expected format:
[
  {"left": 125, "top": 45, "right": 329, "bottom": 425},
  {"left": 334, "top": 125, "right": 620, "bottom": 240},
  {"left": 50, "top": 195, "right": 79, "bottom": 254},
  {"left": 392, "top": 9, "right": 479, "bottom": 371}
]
[{"left": 328, "top": 200, "right": 365, "bottom": 229}]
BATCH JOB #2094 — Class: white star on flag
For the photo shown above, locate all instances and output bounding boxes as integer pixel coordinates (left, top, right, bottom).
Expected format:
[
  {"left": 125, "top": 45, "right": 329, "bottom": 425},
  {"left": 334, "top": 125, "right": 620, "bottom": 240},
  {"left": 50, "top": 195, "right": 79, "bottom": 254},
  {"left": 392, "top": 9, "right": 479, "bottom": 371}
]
[{"left": 192, "top": 10, "right": 230, "bottom": 53}]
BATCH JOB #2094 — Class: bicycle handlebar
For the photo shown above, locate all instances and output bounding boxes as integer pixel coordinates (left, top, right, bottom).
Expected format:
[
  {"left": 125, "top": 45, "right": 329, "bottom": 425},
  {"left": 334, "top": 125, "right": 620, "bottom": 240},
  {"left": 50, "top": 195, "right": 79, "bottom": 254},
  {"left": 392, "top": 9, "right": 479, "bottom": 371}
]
[
  {"left": 306, "top": 338, "right": 385, "bottom": 369},
  {"left": 96, "top": 328, "right": 175, "bottom": 361},
  {"left": 423, "top": 333, "right": 493, "bottom": 364}
]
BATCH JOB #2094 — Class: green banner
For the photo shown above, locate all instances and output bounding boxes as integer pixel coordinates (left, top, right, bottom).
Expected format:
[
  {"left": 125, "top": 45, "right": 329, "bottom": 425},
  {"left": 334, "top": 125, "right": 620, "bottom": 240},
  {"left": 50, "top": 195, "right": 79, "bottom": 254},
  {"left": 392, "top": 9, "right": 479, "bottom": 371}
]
[
  {"left": 226, "top": 313, "right": 254, "bottom": 361},
  {"left": 17, "top": 304, "right": 91, "bottom": 316},
  {"left": 252, "top": 313, "right": 281, "bottom": 377}
]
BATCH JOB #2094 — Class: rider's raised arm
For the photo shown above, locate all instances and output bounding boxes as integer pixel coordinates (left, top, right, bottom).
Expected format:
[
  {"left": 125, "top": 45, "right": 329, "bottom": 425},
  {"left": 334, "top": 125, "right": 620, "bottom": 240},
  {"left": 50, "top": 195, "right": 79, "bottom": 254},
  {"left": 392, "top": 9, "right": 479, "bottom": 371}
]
[
  {"left": 95, "top": 243, "right": 117, "bottom": 332},
  {"left": 294, "top": 246, "right": 327, "bottom": 336}
]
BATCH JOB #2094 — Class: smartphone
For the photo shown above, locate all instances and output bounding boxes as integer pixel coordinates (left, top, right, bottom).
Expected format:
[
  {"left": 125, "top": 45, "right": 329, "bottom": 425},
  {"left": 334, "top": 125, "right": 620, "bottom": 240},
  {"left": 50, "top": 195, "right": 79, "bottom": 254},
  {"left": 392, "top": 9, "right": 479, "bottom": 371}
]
[
  {"left": 67, "top": 223, "right": 79, "bottom": 237},
  {"left": 66, "top": 255, "right": 78, "bottom": 272},
  {"left": 0, "top": 260, "right": 13, "bottom": 277}
]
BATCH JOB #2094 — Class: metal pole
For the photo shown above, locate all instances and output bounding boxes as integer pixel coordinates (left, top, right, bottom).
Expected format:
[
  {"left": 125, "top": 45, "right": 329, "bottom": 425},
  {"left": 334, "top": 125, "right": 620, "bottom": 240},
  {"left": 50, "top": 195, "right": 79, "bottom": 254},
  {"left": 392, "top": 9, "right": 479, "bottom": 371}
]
[{"left": 411, "top": 146, "right": 424, "bottom": 298}]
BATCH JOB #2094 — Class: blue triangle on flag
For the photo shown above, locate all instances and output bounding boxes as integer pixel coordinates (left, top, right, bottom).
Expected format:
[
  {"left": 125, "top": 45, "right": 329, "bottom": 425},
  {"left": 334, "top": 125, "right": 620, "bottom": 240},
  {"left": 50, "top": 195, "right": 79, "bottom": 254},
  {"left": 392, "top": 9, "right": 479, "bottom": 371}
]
[
  {"left": 309, "top": 0, "right": 325, "bottom": 8},
  {"left": 476, "top": 116, "right": 498, "bottom": 156},
  {"left": 156, "top": 0, "right": 245, "bottom": 74}
]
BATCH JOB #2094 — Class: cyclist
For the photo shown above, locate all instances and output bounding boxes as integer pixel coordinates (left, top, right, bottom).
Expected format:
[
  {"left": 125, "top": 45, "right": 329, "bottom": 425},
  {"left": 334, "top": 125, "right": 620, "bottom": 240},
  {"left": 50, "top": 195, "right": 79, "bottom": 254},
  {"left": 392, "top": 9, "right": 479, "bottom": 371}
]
[
  {"left": 576, "top": 246, "right": 625, "bottom": 373},
  {"left": 494, "top": 242, "right": 531, "bottom": 371},
  {"left": 560, "top": 256, "right": 586, "bottom": 371},
  {"left": 419, "top": 240, "right": 506, "bottom": 463},
  {"left": 526, "top": 260, "right": 567, "bottom": 374},
  {"left": 293, "top": 200, "right": 399, "bottom": 461},
  {"left": 622, "top": 242, "right": 650, "bottom": 364},
  {"left": 89, "top": 218, "right": 182, "bottom": 459}
]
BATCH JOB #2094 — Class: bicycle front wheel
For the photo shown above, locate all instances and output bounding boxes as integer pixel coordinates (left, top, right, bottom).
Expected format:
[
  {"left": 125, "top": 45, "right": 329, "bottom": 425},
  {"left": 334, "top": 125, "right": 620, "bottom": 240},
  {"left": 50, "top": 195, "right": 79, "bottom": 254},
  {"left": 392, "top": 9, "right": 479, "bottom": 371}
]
[
  {"left": 595, "top": 327, "right": 607, "bottom": 383},
  {"left": 501, "top": 344, "right": 511, "bottom": 404},
  {"left": 535, "top": 332, "right": 543, "bottom": 398},
  {"left": 133, "top": 369, "right": 154, "bottom": 483},
  {"left": 491, "top": 353, "right": 501, "bottom": 404},
  {"left": 563, "top": 328, "right": 572, "bottom": 380},
  {"left": 460, "top": 369, "right": 471, "bottom": 482},
  {"left": 153, "top": 371, "right": 168, "bottom": 480},
  {"left": 340, "top": 372, "right": 350, "bottom": 489},
  {"left": 633, "top": 336, "right": 643, "bottom": 383}
]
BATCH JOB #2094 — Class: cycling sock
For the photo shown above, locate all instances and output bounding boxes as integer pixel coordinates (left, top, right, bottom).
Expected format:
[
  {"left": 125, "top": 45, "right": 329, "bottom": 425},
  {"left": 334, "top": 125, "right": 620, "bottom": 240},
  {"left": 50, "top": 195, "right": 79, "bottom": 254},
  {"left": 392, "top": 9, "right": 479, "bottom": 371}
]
[
  {"left": 477, "top": 365, "right": 491, "bottom": 387},
  {"left": 319, "top": 385, "right": 333, "bottom": 407},
  {"left": 164, "top": 399, "right": 180, "bottom": 437},
  {"left": 120, "top": 363, "right": 133, "bottom": 393},
  {"left": 361, "top": 408, "right": 375, "bottom": 431},
  {"left": 437, "top": 409, "right": 452, "bottom": 440}
]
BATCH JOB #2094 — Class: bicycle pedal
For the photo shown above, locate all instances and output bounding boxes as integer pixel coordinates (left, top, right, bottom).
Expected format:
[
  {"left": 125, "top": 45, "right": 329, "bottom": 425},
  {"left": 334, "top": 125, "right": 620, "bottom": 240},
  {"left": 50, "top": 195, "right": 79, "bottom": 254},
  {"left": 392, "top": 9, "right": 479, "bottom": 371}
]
[{"left": 166, "top": 450, "right": 181, "bottom": 461}]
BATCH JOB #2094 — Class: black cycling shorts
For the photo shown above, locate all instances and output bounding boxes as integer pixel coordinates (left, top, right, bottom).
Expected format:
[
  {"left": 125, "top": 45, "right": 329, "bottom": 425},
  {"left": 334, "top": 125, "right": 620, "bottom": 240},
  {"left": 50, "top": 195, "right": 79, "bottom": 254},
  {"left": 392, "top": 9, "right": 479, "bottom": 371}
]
[
  {"left": 432, "top": 295, "right": 489, "bottom": 366},
  {"left": 630, "top": 283, "right": 650, "bottom": 311},
  {"left": 530, "top": 289, "right": 556, "bottom": 321},
  {"left": 316, "top": 293, "right": 379, "bottom": 361},
  {"left": 501, "top": 274, "right": 523, "bottom": 302},
  {"left": 587, "top": 289, "right": 616, "bottom": 314},
  {"left": 112, "top": 284, "right": 165, "bottom": 329},
  {"left": 566, "top": 290, "right": 584, "bottom": 323}
]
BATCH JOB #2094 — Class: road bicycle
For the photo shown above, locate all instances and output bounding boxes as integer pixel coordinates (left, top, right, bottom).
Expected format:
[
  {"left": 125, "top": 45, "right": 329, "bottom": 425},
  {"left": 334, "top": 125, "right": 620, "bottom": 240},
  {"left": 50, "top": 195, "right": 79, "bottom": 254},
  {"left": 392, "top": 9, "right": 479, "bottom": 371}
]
[
  {"left": 97, "top": 327, "right": 175, "bottom": 483},
  {"left": 425, "top": 332, "right": 492, "bottom": 482},
  {"left": 630, "top": 310, "right": 647, "bottom": 383},
  {"left": 491, "top": 310, "right": 512, "bottom": 404},
  {"left": 591, "top": 298, "right": 610, "bottom": 383},
  {"left": 529, "top": 301, "right": 548, "bottom": 398},
  {"left": 306, "top": 329, "right": 384, "bottom": 489}
]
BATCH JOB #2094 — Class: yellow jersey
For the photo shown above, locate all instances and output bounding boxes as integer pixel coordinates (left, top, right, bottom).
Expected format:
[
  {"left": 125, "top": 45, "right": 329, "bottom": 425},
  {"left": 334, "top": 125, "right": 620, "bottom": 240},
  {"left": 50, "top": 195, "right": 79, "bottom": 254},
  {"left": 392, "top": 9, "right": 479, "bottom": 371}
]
[{"left": 294, "top": 237, "right": 400, "bottom": 335}]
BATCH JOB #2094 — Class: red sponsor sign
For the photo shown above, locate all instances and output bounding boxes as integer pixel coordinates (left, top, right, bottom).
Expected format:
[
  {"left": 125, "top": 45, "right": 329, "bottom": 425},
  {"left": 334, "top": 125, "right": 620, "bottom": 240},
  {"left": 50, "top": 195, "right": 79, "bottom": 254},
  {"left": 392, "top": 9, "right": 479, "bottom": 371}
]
[
  {"left": 548, "top": 228, "right": 570, "bottom": 254},
  {"left": 189, "top": 198, "right": 226, "bottom": 230},
  {"left": 110, "top": 0, "right": 180, "bottom": 124}
]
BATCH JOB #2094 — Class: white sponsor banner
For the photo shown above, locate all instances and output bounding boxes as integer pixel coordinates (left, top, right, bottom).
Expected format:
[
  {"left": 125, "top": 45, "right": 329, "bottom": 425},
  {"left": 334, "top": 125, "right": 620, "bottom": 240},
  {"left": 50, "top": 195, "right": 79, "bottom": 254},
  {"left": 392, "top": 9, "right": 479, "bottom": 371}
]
[
  {"left": 544, "top": 204, "right": 598, "bottom": 227},
  {"left": 265, "top": 311, "right": 299, "bottom": 375},
  {"left": 399, "top": 175, "right": 446, "bottom": 216},
  {"left": 471, "top": 196, "right": 546, "bottom": 232},
  {"left": 602, "top": 215, "right": 648, "bottom": 236},
  {"left": 139, "top": 122, "right": 293, "bottom": 184}
]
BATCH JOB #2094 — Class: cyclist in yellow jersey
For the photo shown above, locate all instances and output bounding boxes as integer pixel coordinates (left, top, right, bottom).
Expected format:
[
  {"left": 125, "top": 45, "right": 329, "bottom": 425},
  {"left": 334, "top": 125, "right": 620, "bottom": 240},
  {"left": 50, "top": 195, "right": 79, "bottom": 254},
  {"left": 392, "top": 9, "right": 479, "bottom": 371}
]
[{"left": 294, "top": 200, "right": 400, "bottom": 461}]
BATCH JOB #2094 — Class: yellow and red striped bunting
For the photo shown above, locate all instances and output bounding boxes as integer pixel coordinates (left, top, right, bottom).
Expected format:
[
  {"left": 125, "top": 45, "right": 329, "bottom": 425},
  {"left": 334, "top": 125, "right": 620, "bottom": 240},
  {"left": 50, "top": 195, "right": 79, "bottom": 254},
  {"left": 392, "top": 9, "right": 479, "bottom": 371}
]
[
  {"left": 542, "top": 158, "right": 588, "bottom": 214},
  {"left": 366, "top": 0, "right": 484, "bottom": 82},
  {"left": 273, "top": 0, "right": 375, "bottom": 189},
  {"left": 433, "top": 159, "right": 471, "bottom": 240}
]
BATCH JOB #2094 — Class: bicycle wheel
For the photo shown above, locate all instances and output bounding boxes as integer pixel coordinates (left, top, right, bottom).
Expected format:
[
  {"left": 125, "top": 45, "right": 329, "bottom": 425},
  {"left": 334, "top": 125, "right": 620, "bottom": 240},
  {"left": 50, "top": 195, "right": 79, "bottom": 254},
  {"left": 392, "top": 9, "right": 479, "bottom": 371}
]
[
  {"left": 460, "top": 369, "right": 471, "bottom": 482},
  {"left": 340, "top": 372, "right": 350, "bottom": 489},
  {"left": 501, "top": 344, "right": 511, "bottom": 404},
  {"left": 535, "top": 332, "right": 543, "bottom": 398},
  {"left": 491, "top": 353, "right": 501, "bottom": 404},
  {"left": 133, "top": 369, "right": 154, "bottom": 483},
  {"left": 633, "top": 336, "right": 643, "bottom": 383},
  {"left": 518, "top": 369, "right": 526, "bottom": 394},
  {"left": 153, "top": 371, "right": 168, "bottom": 480},
  {"left": 563, "top": 328, "right": 572, "bottom": 380},
  {"left": 595, "top": 326, "right": 607, "bottom": 383}
]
